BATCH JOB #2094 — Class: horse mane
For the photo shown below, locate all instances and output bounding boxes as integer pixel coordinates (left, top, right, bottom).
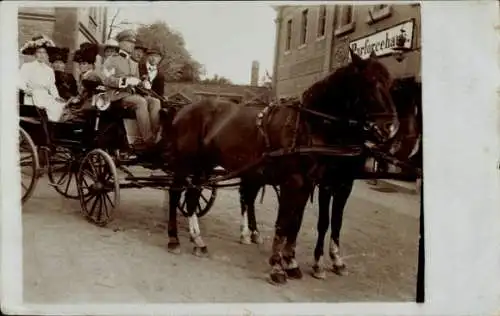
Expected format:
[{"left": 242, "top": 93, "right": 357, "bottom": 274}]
[
  {"left": 301, "top": 58, "right": 391, "bottom": 117},
  {"left": 298, "top": 56, "right": 393, "bottom": 144},
  {"left": 301, "top": 65, "right": 354, "bottom": 116}
]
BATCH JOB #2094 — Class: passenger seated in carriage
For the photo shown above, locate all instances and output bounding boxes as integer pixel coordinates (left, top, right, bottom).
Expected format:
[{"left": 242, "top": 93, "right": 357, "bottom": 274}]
[
  {"left": 59, "top": 43, "right": 104, "bottom": 123},
  {"left": 96, "top": 39, "right": 120, "bottom": 73},
  {"left": 138, "top": 46, "right": 165, "bottom": 99},
  {"left": 49, "top": 46, "right": 78, "bottom": 102},
  {"left": 100, "top": 29, "right": 162, "bottom": 158},
  {"left": 19, "top": 35, "right": 67, "bottom": 122}
]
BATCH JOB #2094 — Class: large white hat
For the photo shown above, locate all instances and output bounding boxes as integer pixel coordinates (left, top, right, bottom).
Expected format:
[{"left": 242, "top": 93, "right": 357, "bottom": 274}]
[{"left": 20, "top": 34, "right": 56, "bottom": 55}]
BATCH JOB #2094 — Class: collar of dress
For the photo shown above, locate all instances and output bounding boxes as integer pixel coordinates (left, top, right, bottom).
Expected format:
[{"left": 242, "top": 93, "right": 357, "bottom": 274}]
[{"left": 119, "top": 50, "right": 131, "bottom": 59}]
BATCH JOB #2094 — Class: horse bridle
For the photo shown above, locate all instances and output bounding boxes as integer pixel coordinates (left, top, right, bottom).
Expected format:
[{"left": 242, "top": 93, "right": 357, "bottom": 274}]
[{"left": 284, "top": 97, "right": 395, "bottom": 145}]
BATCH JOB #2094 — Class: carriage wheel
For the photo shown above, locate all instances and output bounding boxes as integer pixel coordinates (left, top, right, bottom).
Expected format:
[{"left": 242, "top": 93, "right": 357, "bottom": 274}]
[
  {"left": 76, "top": 149, "right": 120, "bottom": 227},
  {"left": 48, "top": 147, "right": 81, "bottom": 199},
  {"left": 177, "top": 186, "right": 217, "bottom": 218},
  {"left": 19, "top": 127, "right": 39, "bottom": 204}
]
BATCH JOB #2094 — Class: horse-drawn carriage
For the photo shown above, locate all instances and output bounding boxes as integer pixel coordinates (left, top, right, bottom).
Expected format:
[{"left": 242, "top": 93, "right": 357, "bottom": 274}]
[
  {"left": 18, "top": 87, "right": 221, "bottom": 225},
  {"left": 18, "top": 47, "right": 423, "bottom": 285}
]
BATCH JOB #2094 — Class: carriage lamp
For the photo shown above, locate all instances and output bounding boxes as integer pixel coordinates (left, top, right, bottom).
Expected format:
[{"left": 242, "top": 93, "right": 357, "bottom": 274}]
[
  {"left": 92, "top": 92, "right": 111, "bottom": 111},
  {"left": 392, "top": 28, "right": 412, "bottom": 62}
]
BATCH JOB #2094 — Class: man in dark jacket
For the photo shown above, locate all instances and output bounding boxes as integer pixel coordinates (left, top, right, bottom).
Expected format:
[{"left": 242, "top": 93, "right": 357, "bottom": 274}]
[
  {"left": 138, "top": 47, "right": 165, "bottom": 98},
  {"left": 133, "top": 40, "right": 148, "bottom": 63},
  {"left": 48, "top": 47, "right": 78, "bottom": 101}
]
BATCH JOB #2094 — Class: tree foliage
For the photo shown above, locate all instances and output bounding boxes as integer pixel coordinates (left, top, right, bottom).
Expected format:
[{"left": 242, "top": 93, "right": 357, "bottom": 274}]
[
  {"left": 135, "top": 21, "right": 203, "bottom": 82},
  {"left": 201, "top": 74, "right": 233, "bottom": 85}
]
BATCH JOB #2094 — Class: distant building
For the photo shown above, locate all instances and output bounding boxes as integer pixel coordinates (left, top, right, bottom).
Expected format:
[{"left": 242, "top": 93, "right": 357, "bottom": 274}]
[
  {"left": 272, "top": 4, "right": 421, "bottom": 98},
  {"left": 250, "top": 60, "right": 260, "bottom": 86},
  {"left": 18, "top": 6, "right": 108, "bottom": 74},
  {"left": 165, "top": 82, "right": 272, "bottom": 107}
]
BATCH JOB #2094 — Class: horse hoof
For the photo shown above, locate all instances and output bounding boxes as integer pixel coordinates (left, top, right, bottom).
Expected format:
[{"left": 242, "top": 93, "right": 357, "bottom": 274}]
[
  {"left": 193, "top": 246, "right": 209, "bottom": 257},
  {"left": 240, "top": 235, "right": 252, "bottom": 245},
  {"left": 285, "top": 267, "right": 303, "bottom": 279},
  {"left": 312, "top": 266, "right": 326, "bottom": 280},
  {"left": 333, "top": 264, "right": 348, "bottom": 276},
  {"left": 167, "top": 242, "right": 181, "bottom": 254},
  {"left": 269, "top": 271, "right": 287, "bottom": 285},
  {"left": 251, "top": 232, "right": 264, "bottom": 245}
]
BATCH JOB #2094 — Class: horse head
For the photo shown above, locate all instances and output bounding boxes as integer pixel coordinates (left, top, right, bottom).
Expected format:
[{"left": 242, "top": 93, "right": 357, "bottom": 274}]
[{"left": 301, "top": 49, "right": 399, "bottom": 145}]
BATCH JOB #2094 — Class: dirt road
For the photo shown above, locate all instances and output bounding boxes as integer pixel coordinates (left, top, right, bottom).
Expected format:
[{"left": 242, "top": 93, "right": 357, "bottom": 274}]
[{"left": 23, "top": 173, "right": 419, "bottom": 303}]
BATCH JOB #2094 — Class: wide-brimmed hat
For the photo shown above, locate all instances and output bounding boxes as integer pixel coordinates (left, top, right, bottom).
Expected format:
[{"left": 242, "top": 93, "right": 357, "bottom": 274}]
[
  {"left": 115, "top": 29, "right": 136, "bottom": 43},
  {"left": 134, "top": 40, "right": 148, "bottom": 52},
  {"left": 99, "top": 39, "right": 120, "bottom": 57},
  {"left": 48, "top": 47, "right": 70, "bottom": 64},
  {"left": 73, "top": 42, "right": 99, "bottom": 64},
  {"left": 146, "top": 46, "right": 163, "bottom": 57},
  {"left": 20, "top": 35, "right": 56, "bottom": 55}
]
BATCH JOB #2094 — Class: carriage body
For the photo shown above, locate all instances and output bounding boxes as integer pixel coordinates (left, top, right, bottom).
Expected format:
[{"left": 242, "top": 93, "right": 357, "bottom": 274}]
[{"left": 18, "top": 88, "right": 218, "bottom": 223}]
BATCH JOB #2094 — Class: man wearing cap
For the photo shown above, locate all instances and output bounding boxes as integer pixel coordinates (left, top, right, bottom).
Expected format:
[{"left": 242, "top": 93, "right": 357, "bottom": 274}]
[
  {"left": 139, "top": 47, "right": 165, "bottom": 98},
  {"left": 100, "top": 29, "right": 162, "bottom": 155}
]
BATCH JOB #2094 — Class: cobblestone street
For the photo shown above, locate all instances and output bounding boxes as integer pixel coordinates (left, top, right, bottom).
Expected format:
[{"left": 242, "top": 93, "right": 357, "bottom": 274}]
[{"left": 23, "top": 169, "right": 420, "bottom": 303}]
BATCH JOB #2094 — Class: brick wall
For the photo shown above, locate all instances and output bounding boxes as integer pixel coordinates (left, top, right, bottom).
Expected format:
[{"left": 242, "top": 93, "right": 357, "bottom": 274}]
[
  {"left": 274, "top": 5, "right": 337, "bottom": 98},
  {"left": 331, "top": 4, "right": 421, "bottom": 79},
  {"left": 273, "top": 4, "right": 421, "bottom": 99},
  {"left": 18, "top": 18, "right": 55, "bottom": 50},
  {"left": 18, "top": 6, "right": 107, "bottom": 74}
]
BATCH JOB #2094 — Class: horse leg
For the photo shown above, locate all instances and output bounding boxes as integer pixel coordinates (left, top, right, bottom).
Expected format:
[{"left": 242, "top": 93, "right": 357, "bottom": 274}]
[
  {"left": 329, "top": 177, "right": 354, "bottom": 276},
  {"left": 167, "top": 182, "right": 182, "bottom": 254},
  {"left": 186, "top": 177, "right": 208, "bottom": 257},
  {"left": 281, "top": 183, "right": 312, "bottom": 280},
  {"left": 312, "top": 183, "right": 332, "bottom": 279},
  {"left": 239, "top": 181, "right": 263, "bottom": 245},
  {"left": 268, "top": 184, "right": 295, "bottom": 284}
]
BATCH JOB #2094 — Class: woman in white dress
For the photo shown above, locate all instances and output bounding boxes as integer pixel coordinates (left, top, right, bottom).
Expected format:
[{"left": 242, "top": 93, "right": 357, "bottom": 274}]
[{"left": 19, "top": 35, "right": 66, "bottom": 122}]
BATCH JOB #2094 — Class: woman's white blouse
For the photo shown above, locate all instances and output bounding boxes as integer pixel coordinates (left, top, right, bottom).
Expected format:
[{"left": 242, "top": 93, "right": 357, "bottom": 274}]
[{"left": 19, "top": 60, "right": 65, "bottom": 121}]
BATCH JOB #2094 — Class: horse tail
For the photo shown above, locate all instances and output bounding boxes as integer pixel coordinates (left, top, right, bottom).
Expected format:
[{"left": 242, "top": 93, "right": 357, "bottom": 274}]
[
  {"left": 259, "top": 185, "right": 266, "bottom": 204},
  {"left": 309, "top": 185, "right": 315, "bottom": 204}
]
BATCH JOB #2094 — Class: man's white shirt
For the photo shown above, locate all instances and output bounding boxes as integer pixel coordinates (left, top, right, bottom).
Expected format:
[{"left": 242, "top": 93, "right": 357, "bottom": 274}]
[{"left": 146, "top": 62, "right": 158, "bottom": 82}]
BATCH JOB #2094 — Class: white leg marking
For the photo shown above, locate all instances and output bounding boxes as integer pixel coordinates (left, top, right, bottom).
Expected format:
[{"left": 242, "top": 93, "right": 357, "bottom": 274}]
[
  {"left": 312, "top": 256, "right": 326, "bottom": 279},
  {"left": 284, "top": 258, "right": 299, "bottom": 270},
  {"left": 329, "top": 241, "right": 344, "bottom": 267},
  {"left": 240, "top": 211, "right": 251, "bottom": 244},
  {"left": 188, "top": 214, "right": 204, "bottom": 247}
]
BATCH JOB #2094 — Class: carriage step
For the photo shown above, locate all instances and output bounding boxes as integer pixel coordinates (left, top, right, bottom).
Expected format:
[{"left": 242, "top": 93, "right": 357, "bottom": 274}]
[{"left": 124, "top": 175, "right": 172, "bottom": 181}]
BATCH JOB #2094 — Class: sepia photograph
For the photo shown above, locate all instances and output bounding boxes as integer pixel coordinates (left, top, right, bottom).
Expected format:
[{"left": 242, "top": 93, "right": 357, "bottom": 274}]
[
  {"left": 17, "top": 1, "right": 423, "bottom": 304},
  {"left": 2, "top": 1, "right": 499, "bottom": 315}
]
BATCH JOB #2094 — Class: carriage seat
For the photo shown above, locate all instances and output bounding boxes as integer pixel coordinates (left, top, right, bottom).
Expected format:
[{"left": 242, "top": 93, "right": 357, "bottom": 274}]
[
  {"left": 18, "top": 90, "right": 49, "bottom": 123},
  {"left": 120, "top": 108, "right": 173, "bottom": 146}
]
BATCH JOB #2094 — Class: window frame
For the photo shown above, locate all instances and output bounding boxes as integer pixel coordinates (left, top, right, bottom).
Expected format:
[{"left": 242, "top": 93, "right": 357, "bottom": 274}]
[
  {"left": 317, "top": 5, "right": 327, "bottom": 39},
  {"left": 299, "top": 8, "right": 309, "bottom": 47},
  {"left": 334, "top": 5, "right": 356, "bottom": 37},
  {"left": 366, "top": 4, "right": 393, "bottom": 24},
  {"left": 285, "top": 18, "right": 293, "bottom": 53}
]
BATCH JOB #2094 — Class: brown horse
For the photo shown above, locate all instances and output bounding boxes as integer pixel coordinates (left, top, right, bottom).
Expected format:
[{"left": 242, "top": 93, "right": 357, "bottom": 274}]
[
  {"left": 237, "top": 78, "right": 422, "bottom": 279},
  {"left": 163, "top": 50, "right": 399, "bottom": 284}
]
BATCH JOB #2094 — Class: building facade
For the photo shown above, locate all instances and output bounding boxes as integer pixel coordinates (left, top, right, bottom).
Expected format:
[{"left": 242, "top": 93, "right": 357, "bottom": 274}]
[
  {"left": 273, "top": 4, "right": 421, "bottom": 98},
  {"left": 18, "top": 6, "right": 108, "bottom": 73}
]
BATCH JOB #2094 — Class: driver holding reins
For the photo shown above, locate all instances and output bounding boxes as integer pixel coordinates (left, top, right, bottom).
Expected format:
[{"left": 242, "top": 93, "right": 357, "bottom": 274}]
[{"left": 100, "top": 29, "right": 162, "bottom": 159}]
